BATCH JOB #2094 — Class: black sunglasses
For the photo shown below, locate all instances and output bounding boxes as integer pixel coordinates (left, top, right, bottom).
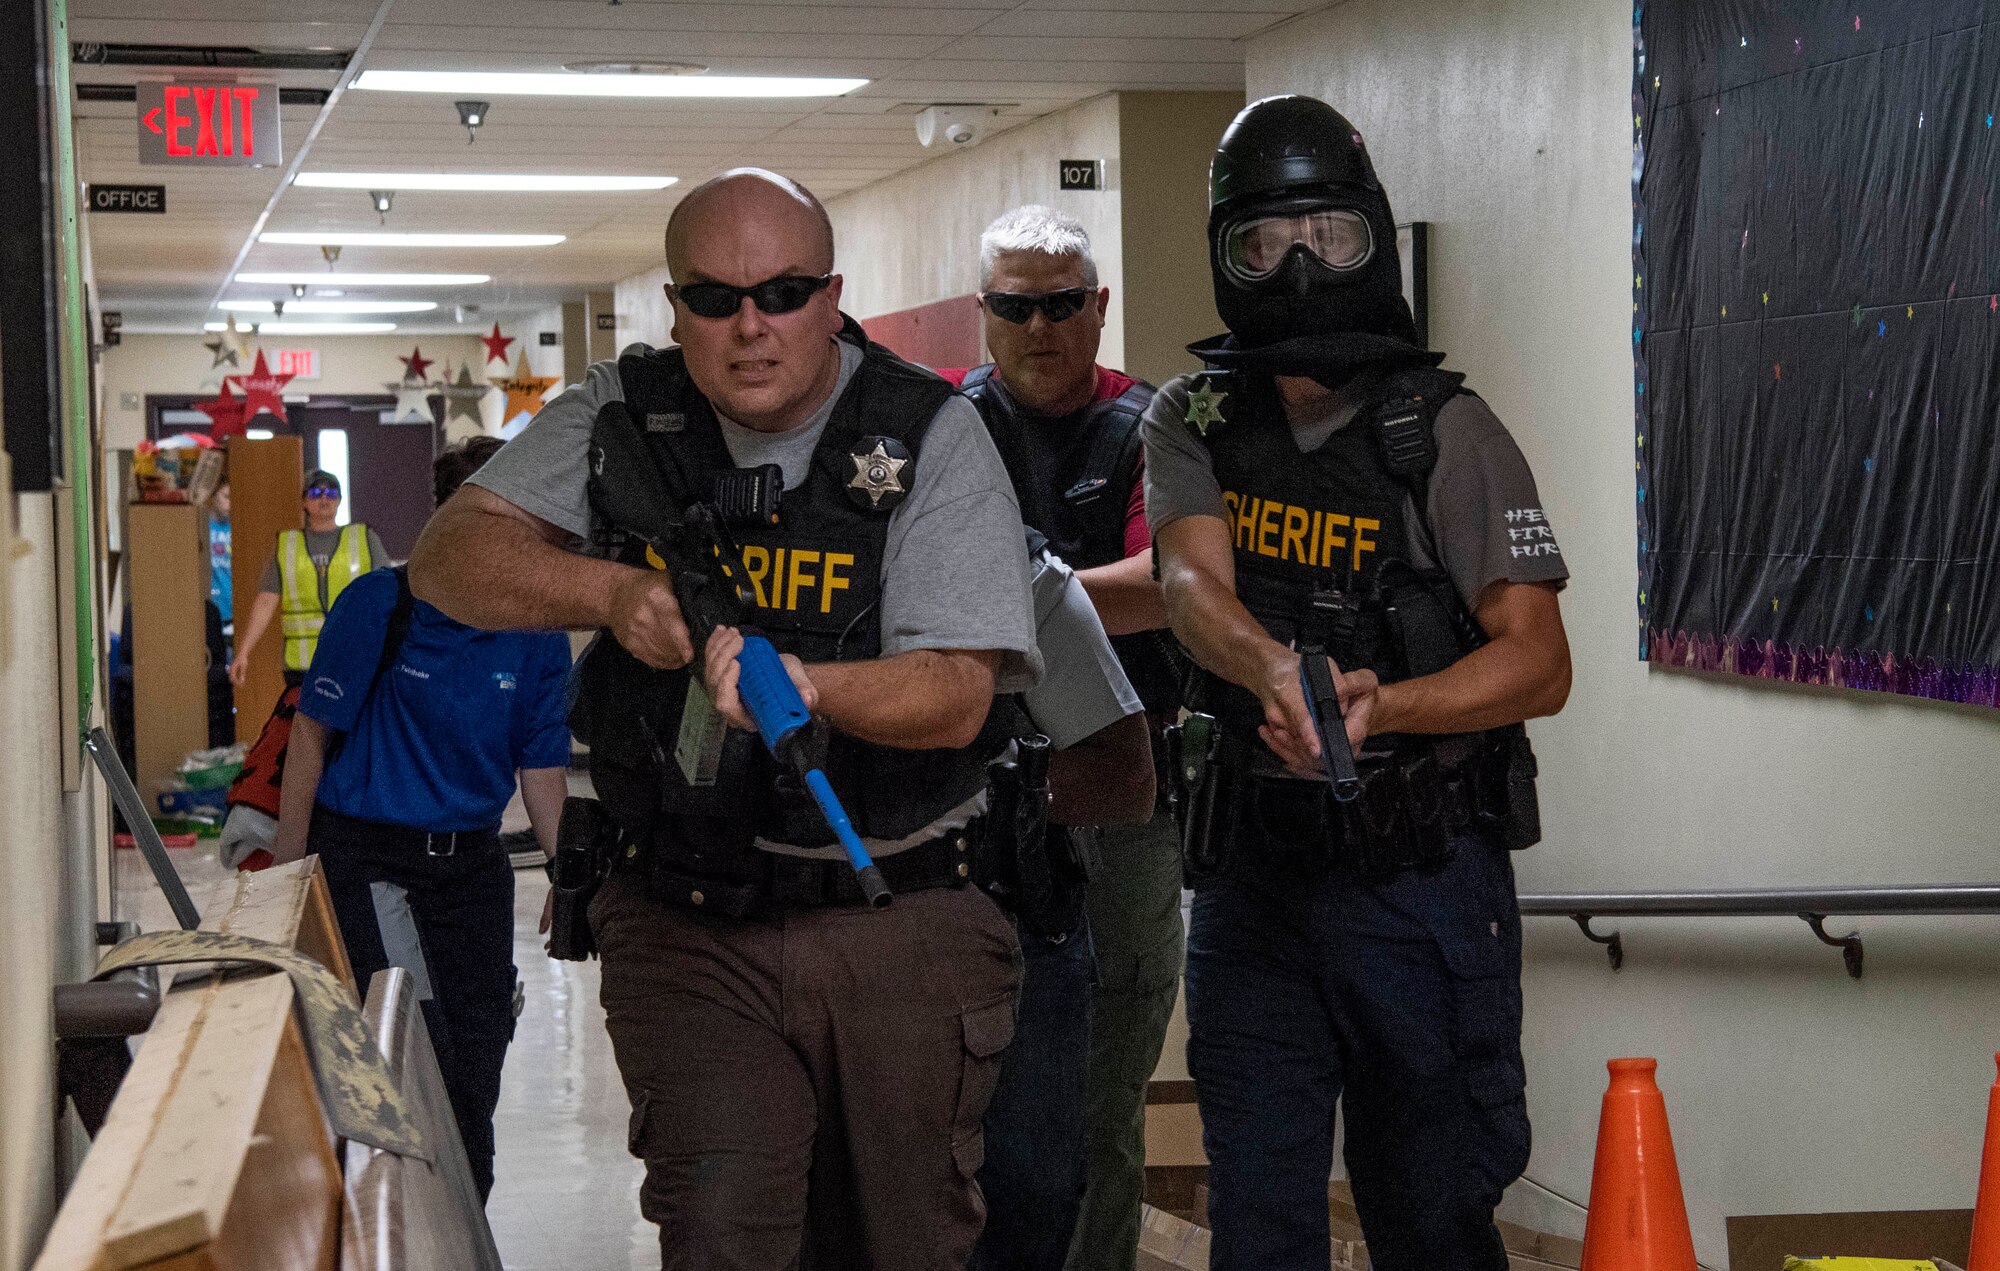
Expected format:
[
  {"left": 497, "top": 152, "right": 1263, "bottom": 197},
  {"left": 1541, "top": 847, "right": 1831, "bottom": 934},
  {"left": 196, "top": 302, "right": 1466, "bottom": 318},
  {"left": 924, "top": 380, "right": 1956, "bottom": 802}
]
[
  {"left": 674, "top": 274, "right": 832, "bottom": 320},
  {"left": 981, "top": 288, "right": 1091, "bottom": 325}
]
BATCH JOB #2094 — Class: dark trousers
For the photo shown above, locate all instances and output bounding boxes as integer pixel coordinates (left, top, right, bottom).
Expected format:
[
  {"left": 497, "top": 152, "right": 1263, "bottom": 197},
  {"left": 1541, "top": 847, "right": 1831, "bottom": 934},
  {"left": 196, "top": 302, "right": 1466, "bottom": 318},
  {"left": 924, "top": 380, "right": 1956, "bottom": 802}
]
[
  {"left": 591, "top": 871, "right": 1022, "bottom": 1271},
  {"left": 971, "top": 919, "right": 1095, "bottom": 1271},
  {"left": 1184, "top": 834, "right": 1530, "bottom": 1271},
  {"left": 309, "top": 807, "right": 517, "bottom": 1200}
]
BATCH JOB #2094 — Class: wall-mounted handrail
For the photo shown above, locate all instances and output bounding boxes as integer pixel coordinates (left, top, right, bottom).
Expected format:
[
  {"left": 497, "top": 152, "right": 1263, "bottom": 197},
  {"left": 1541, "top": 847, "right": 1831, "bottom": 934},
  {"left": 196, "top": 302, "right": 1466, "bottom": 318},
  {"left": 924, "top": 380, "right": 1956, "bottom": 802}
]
[{"left": 1517, "top": 884, "right": 2000, "bottom": 978}]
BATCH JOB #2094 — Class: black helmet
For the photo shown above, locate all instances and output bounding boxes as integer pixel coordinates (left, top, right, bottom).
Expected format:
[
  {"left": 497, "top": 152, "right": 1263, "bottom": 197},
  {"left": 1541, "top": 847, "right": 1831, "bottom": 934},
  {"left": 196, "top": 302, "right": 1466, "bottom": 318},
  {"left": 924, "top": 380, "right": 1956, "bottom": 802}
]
[{"left": 1206, "top": 95, "right": 1418, "bottom": 351}]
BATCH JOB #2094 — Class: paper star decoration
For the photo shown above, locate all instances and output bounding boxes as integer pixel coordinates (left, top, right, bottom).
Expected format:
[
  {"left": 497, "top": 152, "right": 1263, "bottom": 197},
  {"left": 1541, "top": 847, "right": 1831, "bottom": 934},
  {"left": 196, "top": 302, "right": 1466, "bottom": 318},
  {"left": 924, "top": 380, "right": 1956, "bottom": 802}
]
[
  {"left": 384, "top": 374, "right": 436, "bottom": 424},
  {"left": 204, "top": 336, "right": 241, "bottom": 370},
  {"left": 438, "top": 361, "right": 489, "bottom": 426},
  {"left": 1185, "top": 382, "right": 1227, "bottom": 435},
  {"left": 847, "top": 439, "right": 909, "bottom": 509},
  {"left": 481, "top": 322, "right": 515, "bottom": 365},
  {"left": 494, "top": 352, "right": 558, "bottom": 425},
  {"left": 192, "top": 382, "right": 248, "bottom": 438},
  {"left": 399, "top": 346, "right": 435, "bottom": 381},
  {"left": 225, "top": 349, "right": 295, "bottom": 422}
]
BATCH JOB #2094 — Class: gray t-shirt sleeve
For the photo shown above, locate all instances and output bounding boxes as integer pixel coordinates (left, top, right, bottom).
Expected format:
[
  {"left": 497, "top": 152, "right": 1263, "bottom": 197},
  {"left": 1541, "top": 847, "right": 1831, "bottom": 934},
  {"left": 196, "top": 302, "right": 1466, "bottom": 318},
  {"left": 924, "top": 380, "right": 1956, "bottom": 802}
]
[
  {"left": 878, "top": 395, "right": 1041, "bottom": 690},
  {"left": 1020, "top": 551, "right": 1141, "bottom": 749},
  {"left": 1425, "top": 396, "right": 1568, "bottom": 606},
  {"left": 258, "top": 552, "right": 279, "bottom": 593},
  {"left": 464, "top": 355, "right": 627, "bottom": 545},
  {"left": 1142, "top": 375, "right": 1228, "bottom": 536},
  {"left": 365, "top": 527, "right": 391, "bottom": 566}
]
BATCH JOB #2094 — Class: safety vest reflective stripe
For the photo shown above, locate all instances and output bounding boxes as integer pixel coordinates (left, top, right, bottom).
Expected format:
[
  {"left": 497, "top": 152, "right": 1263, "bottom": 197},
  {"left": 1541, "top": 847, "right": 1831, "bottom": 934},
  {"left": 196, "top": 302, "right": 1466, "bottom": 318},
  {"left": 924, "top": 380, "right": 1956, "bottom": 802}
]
[{"left": 277, "top": 525, "right": 372, "bottom": 671}]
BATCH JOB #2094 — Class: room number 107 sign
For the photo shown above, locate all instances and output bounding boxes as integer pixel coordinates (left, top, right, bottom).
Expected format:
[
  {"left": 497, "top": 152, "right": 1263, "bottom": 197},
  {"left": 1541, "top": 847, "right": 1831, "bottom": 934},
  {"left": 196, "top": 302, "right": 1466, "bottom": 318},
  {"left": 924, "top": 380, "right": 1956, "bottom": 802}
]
[{"left": 137, "top": 78, "right": 282, "bottom": 167}]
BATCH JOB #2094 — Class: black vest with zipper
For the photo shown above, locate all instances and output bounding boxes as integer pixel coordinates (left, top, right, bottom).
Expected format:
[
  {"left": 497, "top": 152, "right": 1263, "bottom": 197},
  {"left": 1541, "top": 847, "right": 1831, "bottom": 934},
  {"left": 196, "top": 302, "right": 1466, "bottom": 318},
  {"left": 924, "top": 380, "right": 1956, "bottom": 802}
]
[{"left": 570, "top": 328, "right": 1013, "bottom": 869}]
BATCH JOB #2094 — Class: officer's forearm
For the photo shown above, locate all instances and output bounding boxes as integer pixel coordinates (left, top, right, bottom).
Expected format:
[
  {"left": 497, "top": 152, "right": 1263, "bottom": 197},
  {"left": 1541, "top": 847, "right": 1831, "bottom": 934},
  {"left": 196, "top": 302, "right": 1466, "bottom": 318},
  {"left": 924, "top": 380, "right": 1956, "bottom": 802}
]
[
  {"left": 411, "top": 486, "right": 630, "bottom": 632},
  {"left": 1374, "top": 581, "right": 1571, "bottom": 734},
  {"left": 1077, "top": 552, "right": 1168, "bottom": 636},
  {"left": 1158, "top": 517, "right": 1294, "bottom": 701},
  {"left": 1047, "top": 712, "right": 1154, "bottom": 826},
  {"left": 806, "top": 649, "right": 1001, "bottom": 750}
]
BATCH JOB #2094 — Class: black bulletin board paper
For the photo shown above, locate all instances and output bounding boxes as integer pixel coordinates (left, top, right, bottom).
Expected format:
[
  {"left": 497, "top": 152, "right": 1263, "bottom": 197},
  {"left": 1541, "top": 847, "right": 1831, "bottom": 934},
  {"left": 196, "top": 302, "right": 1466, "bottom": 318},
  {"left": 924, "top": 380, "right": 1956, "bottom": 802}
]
[{"left": 1636, "top": 1, "right": 2000, "bottom": 706}]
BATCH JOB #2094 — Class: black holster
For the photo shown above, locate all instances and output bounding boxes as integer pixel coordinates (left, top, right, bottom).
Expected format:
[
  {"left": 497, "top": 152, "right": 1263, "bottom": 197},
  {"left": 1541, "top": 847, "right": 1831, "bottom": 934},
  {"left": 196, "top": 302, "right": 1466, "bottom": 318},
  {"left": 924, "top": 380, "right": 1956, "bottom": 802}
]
[
  {"left": 548, "top": 796, "right": 618, "bottom": 961},
  {"left": 1165, "top": 712, "right": 1244, "bottom": 883},
  {"left": 980, "top": 735, "right": 1090, "bottom": 939}
]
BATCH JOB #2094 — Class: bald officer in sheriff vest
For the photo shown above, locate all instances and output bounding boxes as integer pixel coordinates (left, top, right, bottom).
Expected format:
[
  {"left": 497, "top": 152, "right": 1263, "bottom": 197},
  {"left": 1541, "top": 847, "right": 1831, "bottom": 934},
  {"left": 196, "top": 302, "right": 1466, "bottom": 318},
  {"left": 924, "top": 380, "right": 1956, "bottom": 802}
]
[{"left": 230, "top": 469, "right": 389, "bottom": 688}]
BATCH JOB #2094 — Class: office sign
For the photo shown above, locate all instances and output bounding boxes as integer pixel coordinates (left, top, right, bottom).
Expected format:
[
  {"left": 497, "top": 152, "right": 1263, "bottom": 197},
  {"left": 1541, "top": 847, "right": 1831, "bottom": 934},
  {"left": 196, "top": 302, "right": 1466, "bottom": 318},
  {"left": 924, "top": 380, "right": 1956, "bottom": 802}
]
[
  {"left": 1058, "top": 159, "right": 1103, "bottom": 191},
  {"left": 137, "top": 78, "right": 282, "bottom": 167},
  {"left": 87, "top": 184, "right": 166, "bottom": 213},
  {"left": 271, "top": 348, "right": 319, "bottom": 380}
]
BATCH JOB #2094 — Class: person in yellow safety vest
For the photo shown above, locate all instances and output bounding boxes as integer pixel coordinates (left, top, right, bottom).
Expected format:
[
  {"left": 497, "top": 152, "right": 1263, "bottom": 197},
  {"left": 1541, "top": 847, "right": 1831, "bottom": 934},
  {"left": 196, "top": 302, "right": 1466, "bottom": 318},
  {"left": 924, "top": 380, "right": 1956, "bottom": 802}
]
[{"left": 230, "top": 469, "right": 391, "bottom": 688}]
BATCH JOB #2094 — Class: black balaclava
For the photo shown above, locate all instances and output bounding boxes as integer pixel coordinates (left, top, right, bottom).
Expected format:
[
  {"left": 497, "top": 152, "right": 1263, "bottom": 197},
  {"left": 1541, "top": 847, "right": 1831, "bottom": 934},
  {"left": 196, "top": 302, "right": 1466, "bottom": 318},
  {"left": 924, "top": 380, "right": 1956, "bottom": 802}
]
[{"left": 1192, "top": 95, "right": 1439, "bottom": 388}]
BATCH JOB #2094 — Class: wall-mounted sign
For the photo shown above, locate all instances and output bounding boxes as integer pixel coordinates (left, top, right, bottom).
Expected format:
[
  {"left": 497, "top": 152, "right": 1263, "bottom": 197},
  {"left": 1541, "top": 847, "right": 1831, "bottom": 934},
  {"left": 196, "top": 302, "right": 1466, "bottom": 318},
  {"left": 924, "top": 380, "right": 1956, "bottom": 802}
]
[
  {"left": 88, "top": 184, "right": 166, "bottom": 214},
  {"left": 137, "top": 78, "right": 282, "bottom": 167},
  {"left": 1058, "top": 159, "right": 1103, "bottom": 191},
  {"left": 538, "top": 331, "right": 558, "bottom": 346},
  {"left": 594, "top": 312, "right": 617, "bottom": 331},
  {"left": 271, "top": 348, "right": 319, "bottom": 381}
]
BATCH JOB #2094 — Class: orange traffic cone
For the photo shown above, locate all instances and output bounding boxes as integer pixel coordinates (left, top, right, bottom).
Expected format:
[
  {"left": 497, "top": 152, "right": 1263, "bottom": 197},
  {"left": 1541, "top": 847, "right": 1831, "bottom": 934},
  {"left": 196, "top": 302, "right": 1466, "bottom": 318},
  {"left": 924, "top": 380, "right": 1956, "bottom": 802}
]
[
  {"left": 1580, "top": 1057, "right": 1698, "bottom": 1271},
  {"left": 1967, "top": 1053, "right": 2000, "bottom": 1270}
]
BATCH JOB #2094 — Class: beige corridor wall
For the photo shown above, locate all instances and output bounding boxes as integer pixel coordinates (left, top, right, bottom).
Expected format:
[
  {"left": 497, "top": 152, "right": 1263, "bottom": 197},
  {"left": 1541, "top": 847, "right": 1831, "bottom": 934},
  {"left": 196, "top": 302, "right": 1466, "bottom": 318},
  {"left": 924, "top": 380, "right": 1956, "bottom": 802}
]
[
  {"left": 1248, "top": 0, "right": 2000, "bottom": 1259},
  {"left": 826, "top": 94, "right": 1127, "bottom": 369}
]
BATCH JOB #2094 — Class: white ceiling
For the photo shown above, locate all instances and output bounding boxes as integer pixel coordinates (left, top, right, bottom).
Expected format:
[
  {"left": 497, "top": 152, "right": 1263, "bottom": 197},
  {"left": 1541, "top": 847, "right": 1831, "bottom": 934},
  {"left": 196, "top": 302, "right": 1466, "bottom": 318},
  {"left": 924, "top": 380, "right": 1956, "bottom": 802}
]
[{"left": 74, "top": 0, "right": 1306, "bottom": 334}]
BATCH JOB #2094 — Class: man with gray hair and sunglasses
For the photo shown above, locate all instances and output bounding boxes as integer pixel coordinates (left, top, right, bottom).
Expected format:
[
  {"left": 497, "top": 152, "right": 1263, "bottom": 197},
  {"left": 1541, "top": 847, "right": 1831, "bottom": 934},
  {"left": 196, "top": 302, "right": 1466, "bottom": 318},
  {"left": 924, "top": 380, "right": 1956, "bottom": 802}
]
[
  {"left": 413, "top": 168, "right": 1041, "bottom": 1270},
  {"left": 942, "top": 204, "right": 1186, "bottom": 1271}
]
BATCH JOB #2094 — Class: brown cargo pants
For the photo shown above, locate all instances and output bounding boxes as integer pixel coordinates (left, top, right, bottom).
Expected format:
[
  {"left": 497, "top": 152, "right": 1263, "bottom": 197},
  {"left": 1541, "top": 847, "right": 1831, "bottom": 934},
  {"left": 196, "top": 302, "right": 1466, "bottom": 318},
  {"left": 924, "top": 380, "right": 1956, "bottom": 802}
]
[{"left": 592, "top": 870, "right": 1023, "bottom": 1271}]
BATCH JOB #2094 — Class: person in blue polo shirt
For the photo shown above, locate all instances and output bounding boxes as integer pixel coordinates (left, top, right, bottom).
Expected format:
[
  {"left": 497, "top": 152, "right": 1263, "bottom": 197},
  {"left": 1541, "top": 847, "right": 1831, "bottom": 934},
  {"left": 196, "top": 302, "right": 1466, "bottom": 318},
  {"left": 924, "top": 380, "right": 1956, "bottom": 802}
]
[{"left": 269, "top": 435, "right": 570, "bottom": 1201}]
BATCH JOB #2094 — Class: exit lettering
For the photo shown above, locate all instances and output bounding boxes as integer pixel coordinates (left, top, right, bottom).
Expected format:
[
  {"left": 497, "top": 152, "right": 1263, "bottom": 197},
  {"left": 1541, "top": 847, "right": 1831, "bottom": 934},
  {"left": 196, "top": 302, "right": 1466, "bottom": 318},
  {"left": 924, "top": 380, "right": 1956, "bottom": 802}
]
[{"left": 137, "top": 78, "right": 282, "bottom": 168}]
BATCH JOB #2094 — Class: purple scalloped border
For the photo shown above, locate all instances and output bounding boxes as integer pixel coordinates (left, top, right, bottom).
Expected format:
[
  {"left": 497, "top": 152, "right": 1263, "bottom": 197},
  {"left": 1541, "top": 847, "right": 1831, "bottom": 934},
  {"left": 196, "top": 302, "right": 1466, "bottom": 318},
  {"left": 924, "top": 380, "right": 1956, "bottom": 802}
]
[{"left": 1646, "top": 629, "right": 2000, "bottom": 707}]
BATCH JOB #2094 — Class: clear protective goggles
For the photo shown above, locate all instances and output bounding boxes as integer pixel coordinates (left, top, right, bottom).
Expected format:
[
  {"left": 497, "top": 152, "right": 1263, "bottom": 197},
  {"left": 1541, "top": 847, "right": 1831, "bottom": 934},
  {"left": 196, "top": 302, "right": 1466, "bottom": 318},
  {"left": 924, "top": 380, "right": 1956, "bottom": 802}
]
[{"left": 1220, "top": 207, "right": 1374, "bottom": 284}]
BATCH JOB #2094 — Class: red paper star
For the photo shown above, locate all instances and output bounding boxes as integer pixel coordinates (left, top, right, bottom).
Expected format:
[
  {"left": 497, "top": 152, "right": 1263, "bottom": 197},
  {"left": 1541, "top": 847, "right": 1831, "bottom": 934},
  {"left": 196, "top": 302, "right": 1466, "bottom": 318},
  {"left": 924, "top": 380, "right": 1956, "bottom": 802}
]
[
  {"left": 192, "top": 382, "right": 248, "bottom": 438},
  {"left": 399, "top": 346, "right": 435, "bottom": 381},
  {"left": 225, "top": 349, "right": 295, "bottom": 422},
  {"left": 481, "top": 323, "right": 515, "bottom": 365}
]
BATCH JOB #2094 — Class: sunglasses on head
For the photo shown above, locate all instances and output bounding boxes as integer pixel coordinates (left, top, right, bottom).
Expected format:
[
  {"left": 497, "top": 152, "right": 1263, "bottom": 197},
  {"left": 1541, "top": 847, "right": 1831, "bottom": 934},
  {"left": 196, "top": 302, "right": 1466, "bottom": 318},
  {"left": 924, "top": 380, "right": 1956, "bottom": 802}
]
[
  {"left": 304, "top": 485, "right": 340, "bottom": 499},
  {"left": 674, "top": 273, "right": 832, "bottom": 320},
  {"left": 981, "top": 288, "right": 1091, "bottom": 325}
]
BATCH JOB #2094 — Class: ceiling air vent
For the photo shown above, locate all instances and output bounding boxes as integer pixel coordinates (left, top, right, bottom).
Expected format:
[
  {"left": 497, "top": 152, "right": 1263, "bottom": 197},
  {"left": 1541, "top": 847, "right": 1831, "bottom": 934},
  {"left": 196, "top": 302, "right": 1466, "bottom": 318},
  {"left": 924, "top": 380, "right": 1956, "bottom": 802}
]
[{"left": 71, "top": 43, "right": 352, "bottom": 71}]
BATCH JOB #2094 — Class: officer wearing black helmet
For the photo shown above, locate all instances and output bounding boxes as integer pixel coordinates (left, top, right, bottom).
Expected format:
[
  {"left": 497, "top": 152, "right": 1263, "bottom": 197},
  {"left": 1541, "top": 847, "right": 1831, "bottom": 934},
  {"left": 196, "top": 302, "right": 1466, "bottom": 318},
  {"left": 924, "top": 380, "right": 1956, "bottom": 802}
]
[{"left": 1144, "top": 96, "right": 1573, "bottom": 1270}]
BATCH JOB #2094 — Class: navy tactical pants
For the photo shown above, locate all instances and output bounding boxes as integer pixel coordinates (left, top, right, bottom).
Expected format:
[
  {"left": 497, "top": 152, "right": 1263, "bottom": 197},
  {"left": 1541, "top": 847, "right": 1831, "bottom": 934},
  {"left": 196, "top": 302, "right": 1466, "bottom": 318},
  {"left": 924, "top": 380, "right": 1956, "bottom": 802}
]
[
  {"left": 971, "top": 919, "right": 1094, "bottom": 1271},
  {"left": 1184, "top": 833, "right": 1529, "bottom": 1271}
]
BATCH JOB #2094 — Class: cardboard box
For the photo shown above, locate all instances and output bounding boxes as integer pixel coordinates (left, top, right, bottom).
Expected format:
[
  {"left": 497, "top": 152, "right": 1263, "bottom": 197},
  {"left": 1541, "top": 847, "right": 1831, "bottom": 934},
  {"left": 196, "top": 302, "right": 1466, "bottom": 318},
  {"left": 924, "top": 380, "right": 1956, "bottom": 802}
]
[{"left": 1726, "top": 1211, "right": 1973, "bottom": 1271}]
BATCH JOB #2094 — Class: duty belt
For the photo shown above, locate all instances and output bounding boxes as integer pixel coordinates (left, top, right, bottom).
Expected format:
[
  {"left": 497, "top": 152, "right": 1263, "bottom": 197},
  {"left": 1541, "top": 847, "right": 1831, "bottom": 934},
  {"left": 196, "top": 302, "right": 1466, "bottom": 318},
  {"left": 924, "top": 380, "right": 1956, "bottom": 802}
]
[{"left": 620, "top": 821, "right": 981, "bottom": 917}]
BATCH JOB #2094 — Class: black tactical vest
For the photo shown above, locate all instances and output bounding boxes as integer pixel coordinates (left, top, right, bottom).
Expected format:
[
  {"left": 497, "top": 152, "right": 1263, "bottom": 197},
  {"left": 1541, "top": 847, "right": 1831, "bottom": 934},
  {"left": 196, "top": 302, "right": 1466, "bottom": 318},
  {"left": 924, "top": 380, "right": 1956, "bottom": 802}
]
[
  {"left": 571, "top": 327, "right": 1012, "bottom": 867},
  {"left": 1186, "top": 365, "right": 1490, "bottom": 758},
  {"left": 960, "top": 365, "right": 1183, "bottom": 716}
]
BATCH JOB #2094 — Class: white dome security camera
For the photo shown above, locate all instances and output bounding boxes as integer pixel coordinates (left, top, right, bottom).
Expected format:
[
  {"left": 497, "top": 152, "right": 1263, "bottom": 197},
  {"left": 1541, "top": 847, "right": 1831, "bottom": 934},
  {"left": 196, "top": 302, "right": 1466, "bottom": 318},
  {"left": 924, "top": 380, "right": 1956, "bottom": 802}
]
[{"left": 916, "top": 105, "right": 999, "bottom": 148}]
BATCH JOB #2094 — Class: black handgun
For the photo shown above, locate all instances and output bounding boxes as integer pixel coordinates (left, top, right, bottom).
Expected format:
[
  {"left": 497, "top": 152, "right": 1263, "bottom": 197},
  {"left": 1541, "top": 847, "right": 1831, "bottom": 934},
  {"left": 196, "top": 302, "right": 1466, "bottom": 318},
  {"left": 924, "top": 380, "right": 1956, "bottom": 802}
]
[
  {"left": 548, "top": 797, "right": 615, "bottom": 961},
  {"left": 1298, "top": 655, "right": 1362, "bottom": 803}
]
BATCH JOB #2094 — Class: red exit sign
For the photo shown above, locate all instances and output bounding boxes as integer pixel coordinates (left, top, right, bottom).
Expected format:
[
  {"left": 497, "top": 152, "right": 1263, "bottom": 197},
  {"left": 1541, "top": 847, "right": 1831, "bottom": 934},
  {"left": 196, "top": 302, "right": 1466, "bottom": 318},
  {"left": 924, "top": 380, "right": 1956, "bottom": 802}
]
[
  {"left": 137, "top": 78, "right": 282, "bottom": 167},
  {"left": 272, "top": 349, "right": 319, "bottom": 380}
]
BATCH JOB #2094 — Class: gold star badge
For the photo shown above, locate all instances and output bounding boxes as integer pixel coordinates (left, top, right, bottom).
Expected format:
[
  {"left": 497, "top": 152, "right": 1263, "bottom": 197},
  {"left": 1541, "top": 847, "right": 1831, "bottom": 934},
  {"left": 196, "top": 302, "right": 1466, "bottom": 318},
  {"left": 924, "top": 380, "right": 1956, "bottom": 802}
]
[
  {"left": 1186, "top": 382, "right": 1227, "bottom": 435},
  {"left": 848, "top": 439, "right": 909, "bottom": 510}
]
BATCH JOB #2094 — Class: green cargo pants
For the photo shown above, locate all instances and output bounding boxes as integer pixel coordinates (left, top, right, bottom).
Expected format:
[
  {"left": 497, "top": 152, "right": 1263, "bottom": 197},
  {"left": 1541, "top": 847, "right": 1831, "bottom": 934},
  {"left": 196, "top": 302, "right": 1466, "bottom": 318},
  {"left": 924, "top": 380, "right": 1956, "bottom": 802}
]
[{"left": 1066, "top": 807, "right": 1186, "bottom": 1271}]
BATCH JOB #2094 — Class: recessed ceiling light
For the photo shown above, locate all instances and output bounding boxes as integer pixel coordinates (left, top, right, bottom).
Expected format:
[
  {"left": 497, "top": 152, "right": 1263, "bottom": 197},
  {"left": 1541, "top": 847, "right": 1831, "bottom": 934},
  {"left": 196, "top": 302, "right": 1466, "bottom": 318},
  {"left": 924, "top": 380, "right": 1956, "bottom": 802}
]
[
  {"left": 563, "top": 61, "right": 709, "bottom": 76},
  {"left": 219, "top": 299, "right": 438, "bottom": 314},
  {"left": 235, "top": 271, "right": 490, "bottom": 286},
  {"left": 259, "top": 231, "right": 564, "bottom": 247},
  {"left": 205, "top": 321, "right": 399, "bottom": 334},
  {"left": 296, "top": 172, "right": 677, "bottom": 192},
  {"left": 352, "top": 70, "right": 867, "bottom": 99}
]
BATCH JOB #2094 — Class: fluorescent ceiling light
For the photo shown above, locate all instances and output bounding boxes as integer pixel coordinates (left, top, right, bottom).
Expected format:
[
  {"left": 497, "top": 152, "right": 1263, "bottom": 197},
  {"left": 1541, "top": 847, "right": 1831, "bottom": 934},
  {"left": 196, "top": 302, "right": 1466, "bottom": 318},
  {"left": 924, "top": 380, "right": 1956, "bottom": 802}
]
[
  {"left": 235, "top": 271, "right": 490, "bottom": 286},
  {"left": 220, "top": 299, "right": 437, "bottom": 314},
  {"left": 204, "top": 321, "right": 398, "bottom": 335},
  {"left": 296, "top": 172, "right": 676, "bottom": 192},
  {"left": 260, "top": 231, "right": 564, "bottom": 247},
  {"left": 352, "top": 70, "right": 866, "bottom": 99}
]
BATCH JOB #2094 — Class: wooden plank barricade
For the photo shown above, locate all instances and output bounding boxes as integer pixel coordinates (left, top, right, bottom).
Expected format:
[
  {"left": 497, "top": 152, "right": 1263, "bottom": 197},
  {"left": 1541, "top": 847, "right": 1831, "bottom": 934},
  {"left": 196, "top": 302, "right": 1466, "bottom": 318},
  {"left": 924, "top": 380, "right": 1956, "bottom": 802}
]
[{"left": 33, "top": 858, "right": 496, "bottom": 1271}]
